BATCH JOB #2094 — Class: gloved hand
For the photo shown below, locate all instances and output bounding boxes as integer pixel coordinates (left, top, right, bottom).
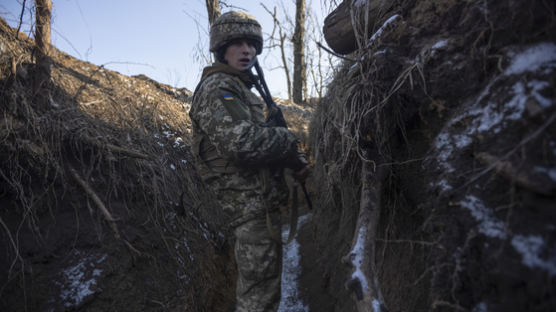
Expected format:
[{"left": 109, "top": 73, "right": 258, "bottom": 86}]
[{"left": 290, "top": 149, "right": 309, "bottom": 182}]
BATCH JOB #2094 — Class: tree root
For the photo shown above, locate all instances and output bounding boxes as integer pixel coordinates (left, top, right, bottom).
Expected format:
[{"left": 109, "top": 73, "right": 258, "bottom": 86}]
[
  {"left": 342, "top": 150, "right": 389, "bottom": 312},
  {"left": 475, "top": 152, "right": 555, "bottom": 196},
  {"left": 67, "top": 165, "right": 120, "bottom": 239},
  {"left": 81, "top": 136, "right": 151, "bottom": 160}
]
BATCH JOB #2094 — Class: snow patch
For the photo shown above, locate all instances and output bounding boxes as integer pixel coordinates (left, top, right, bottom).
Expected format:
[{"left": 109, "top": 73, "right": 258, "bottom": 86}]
[
  {"left": 278, "top": 214, "right": 312, "bottom": 312},
  {"left": 459, "top": 195, "right": 507, "bottom": 239},
  {"left": 354, "top": 0, "right": 367, "bottom": 7},
  {"left": 348, "top": 62, "right": 360, "bottom": 75},
  {"left": 174, "top": 137, "right": 185, "bottom": 148},
  {"left": 437, "top": 179, "right": 453, "bottom": 192},
  {"left": 551, "top": 141, "right": 556, "bottom": 156},
  {"left": 460, "top": 78, "right": 532, "bottom": 136},
  {"left": 372, "top": 299, "right": 382, "bottom": 312},
  {"left": 441, "top": 44, "right": 555, "bottom": 146},
  {"left": 432, "top": 40, "right": 448, "bottom": 50},
  {"left": 58, "top": 253, "right": 107, "bottom": 308},
  {"left": 368, "top": 14, "right": 400, "bottom": 45},
  {"left": 429, "top": 40, "right": 449, "bottom": 57},
  {"left": 433, "top": 131, "right": 472, "bottom": 172},
  {"left": 350, "top": 225, "right": 369, "bottom": 293},
  {"left": 472, "top": 302, "right": 488, "bottom": 312},
  {"left": 504, "top": 42, "right": 556, "bottom": 76},
  {"left": 176, "top": 237, "right": 194, "bottom": 261},
  {"left": 534, "top": 166, "right": 556, "bottom": 182},
  {"left": 527, "top": 80, "right": 553, "bottom": 108},
  {"left": 511, "top": 235, "right": 556, "bottom": 276},
  {"left": 374, "top": 49, "right": 387, "bottom": 56},
  {"left": 454, "top": 134, "right": 472, "bottom": 149},
  {"left": 170, "top": 164, "right": 176, "bottom": 170}
]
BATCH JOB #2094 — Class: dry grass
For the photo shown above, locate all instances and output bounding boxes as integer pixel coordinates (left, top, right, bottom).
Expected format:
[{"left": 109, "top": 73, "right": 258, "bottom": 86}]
[{"left": 0, "top": 18, "right": 233, "bottom": 310}]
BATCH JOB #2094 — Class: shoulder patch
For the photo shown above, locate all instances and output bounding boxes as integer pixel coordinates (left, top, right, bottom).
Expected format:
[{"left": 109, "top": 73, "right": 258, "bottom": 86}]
[{"left": 218, "top": 88, "right": 251, "bottom": 121}]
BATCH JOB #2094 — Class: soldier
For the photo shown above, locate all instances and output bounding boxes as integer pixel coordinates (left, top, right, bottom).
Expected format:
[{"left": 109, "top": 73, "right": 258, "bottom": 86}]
[{"left": 188, "top": 11, "right": 308, "bottom": 312}]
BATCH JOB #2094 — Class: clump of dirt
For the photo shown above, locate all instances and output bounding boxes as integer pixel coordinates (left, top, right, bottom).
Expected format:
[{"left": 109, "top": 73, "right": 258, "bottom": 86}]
[
  {"left": 304, "top": 0, "right": 556, "bottom": 311},
  {"left": 0, "top": 18, "right": 235, "bottom": 312}
]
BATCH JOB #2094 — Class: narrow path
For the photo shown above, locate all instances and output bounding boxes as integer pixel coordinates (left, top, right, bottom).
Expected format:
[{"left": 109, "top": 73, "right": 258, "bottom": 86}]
[{"left": 278, "top": 214, "right": 312, "bottom": 312}]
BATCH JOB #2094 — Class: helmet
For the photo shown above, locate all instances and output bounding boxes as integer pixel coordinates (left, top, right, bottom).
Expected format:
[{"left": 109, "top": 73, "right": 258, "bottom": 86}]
[{"left": 210, "top": 11, "right": 263, "bottom": 55}]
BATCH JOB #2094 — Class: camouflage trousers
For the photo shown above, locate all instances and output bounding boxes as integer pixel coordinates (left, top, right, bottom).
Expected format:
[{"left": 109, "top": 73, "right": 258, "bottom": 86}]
[{"left": 233, "top": 212, "right": 282, "bottom": 312}]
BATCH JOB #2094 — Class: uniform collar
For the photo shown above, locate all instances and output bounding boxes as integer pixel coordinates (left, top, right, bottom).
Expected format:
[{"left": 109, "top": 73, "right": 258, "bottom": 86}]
[{"left": 201, "top": 62, "right": 254, "bottom": 88}]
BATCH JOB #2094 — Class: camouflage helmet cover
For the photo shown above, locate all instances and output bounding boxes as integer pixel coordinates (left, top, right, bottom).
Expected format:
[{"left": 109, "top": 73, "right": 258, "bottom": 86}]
[{"left": 210, "top": 11, "right": 263, "bottom": 55}]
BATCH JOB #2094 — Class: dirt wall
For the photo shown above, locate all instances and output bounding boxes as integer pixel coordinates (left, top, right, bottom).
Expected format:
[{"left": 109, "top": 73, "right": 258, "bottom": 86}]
[
  {"left": 0, "top": 18, "right": 235, "bottom": 312},
  {"left": 306, "top": 0, "right": 556, "bottom": 311}
]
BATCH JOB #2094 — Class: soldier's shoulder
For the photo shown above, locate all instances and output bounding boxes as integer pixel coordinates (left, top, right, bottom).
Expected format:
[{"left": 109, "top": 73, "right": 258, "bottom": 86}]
[{"left": 199, "top": 72, "right": 243, "bottom": 94}]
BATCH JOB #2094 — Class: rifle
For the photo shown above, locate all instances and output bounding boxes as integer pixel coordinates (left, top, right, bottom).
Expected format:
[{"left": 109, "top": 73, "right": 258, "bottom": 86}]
[
  {"left": 252, "top": 61, "right": 288, "bottom": 128},
  {"left": 251, "top": 59, "right": 313, "bottom": 211}
]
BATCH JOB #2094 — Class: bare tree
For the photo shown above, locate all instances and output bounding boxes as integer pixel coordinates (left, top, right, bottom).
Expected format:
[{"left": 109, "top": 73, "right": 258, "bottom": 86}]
[
  {"left": 292, "top": 0, "right": 307, "bottom": 104},
  {"left": 261, "top": 4, "right": 292, "bottom": 101},
  {"left": 261, "top": 1, "right": 334, "bottom": 102},
  {"left": 33, "top": 0, "right": 53, "bottom": 99},
  {"left": 206, "top": 0, "right": 221, "bottom": 26},
  {"left": 306, "top": 4, "right": 327, "bottom": 100}
]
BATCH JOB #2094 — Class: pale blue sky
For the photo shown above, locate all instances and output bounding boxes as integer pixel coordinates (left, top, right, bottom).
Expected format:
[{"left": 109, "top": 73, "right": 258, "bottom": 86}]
[{"left": 1, "top": 0, "right": 329, "bottom": 98}]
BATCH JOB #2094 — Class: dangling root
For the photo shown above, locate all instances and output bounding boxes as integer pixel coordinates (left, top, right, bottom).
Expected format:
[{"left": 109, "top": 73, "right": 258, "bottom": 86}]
[
  {"left": 68, "top": 165, "right": 120, "bottom": 239},
  {"left": 342, "top": 150, "right": 389, "bottom": 312}
]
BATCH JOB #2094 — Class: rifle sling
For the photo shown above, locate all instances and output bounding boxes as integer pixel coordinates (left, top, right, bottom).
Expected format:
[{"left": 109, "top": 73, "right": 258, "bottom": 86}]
[{"left": 262, "top": 169, "right": 298, "bottom": 245}]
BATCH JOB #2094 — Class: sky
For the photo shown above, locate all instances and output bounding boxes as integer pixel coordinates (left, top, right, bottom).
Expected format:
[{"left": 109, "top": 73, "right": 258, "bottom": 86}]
[{"left": 0, "top": 0, "right": 332, "bottom": 98}]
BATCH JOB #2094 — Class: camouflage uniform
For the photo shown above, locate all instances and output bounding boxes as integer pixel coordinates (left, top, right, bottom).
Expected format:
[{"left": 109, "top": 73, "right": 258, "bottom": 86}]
[{"left": 189, "top": 62, "right": 300, "bottom": 311}]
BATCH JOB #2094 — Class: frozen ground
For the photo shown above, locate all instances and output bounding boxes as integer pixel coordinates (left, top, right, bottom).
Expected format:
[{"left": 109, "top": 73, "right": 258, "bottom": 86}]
[{"left": 278, "top": 214, "right": 312, "bottom": 312}]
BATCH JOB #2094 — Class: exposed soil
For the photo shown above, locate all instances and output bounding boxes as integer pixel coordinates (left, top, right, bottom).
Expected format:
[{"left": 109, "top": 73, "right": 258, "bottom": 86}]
[
  {"left": 2, "top": 0, "right": 556, "bottom": 311},
  {"left": 0, "top": 17, "right": 236, "bottom": 311},
  {"left": 305, "top": 0, "right": 556, "bottom": 311}
]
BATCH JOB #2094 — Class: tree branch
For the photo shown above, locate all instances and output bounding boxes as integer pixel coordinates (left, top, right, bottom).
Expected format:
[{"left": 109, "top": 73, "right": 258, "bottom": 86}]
[
  {"left": 317, "top": 41, "right": 356, "bottom": 62},
  {"left": 15, "top": 0, "right": 27, "bottom": 37}
]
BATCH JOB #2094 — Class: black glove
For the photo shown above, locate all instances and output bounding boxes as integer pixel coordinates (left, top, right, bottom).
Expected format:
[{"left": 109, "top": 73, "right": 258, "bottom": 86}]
[{"left": 290, "top": 149, "right": 309, "bottom": 182}]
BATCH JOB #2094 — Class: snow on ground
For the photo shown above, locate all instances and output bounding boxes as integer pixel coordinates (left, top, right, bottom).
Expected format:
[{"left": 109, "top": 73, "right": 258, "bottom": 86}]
[
  {"left": 430, "top": 42, "right": 555, "bottom": 174},
  {"left": 511, "top": 234, "right": 556, "bottom": 276},
  {"left": 472, "top": 302, "right": 488, "bottom": 312},
  {"left": 432, "top": 40, "right": 448, "bottom": 50},
  {"left": 459, "top": 195, "right": 507, "bottom": 239},
  {"left": 504, "top": 42, "right": 556, "bottom": 76},
  {"left": 368, "top": 14, "right": 401, "bottom": 45},
  {"left": 278, "top": 214, "right": 312, "bottom": 312},
  {"left": 433, "top": 132, "right": 458, "bottom": 172},
  {"left": 57, "top": 252, "right": 107, "bottom": 308},
  {"left": 533, "top": 166, "right": 556, "bottom": 182},
  {"left": 458, "top": 194, "right": 556, "bottom": 276}
]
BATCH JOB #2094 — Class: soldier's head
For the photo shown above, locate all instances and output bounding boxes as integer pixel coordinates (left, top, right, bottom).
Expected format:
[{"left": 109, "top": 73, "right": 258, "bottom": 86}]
[{"left": 210, "top": 11, "right": 263, "bottom": 71}]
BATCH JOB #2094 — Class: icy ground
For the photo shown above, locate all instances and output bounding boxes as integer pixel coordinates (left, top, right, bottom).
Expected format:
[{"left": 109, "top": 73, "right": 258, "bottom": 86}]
[
  {"left": 278, "top": 214, "right": 312, "bottom": 312},
  {"left": 54, "top": 251, "right": 107, "bottom": 309}
]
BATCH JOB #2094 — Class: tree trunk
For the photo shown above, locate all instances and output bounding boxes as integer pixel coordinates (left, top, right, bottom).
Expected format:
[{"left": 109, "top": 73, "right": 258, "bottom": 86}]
[
  {"left": 205, "top": 0, "right": 221, "bottom": 26},
  {"left": 292, "top": 0, "right": 306, "bottom": 104},
  {"left": 33, "top": 0, "right": 52, "bottom": 98},
  {"left": 323, "top": 0, "right": 394, "bottom": 55},
  {"left": 279, "top": 31, "right": 292, "bottom": 101}
]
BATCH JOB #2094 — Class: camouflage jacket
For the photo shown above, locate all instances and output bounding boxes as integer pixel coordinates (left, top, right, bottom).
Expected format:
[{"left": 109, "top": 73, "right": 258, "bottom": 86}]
[{"left": 189, "top": 62, "right": 299, "bottom": 225}]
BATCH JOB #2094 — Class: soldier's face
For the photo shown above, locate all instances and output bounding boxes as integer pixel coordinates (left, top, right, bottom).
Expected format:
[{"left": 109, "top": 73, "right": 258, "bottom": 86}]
[{"left": 224, "top": 39, "right": 257, "bottom": 71}]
